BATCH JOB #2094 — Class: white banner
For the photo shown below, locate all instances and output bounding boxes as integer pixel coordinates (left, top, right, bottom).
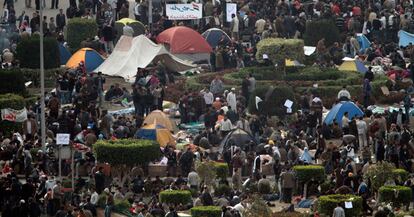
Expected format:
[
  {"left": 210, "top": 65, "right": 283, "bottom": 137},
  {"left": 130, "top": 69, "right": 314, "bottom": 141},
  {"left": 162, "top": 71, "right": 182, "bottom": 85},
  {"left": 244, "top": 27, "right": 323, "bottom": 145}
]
[
  {"left": 166, "top": 3, "right": 203, "bottom": 20},
  {"left": 1, "top": 108, "right": 28, "bottom": 122},
  {"left": 226, "top": 3, "right": 237, "bottom": 22},
  {"left": 56, "top": 133, "right": 71, "bottom": 145}
]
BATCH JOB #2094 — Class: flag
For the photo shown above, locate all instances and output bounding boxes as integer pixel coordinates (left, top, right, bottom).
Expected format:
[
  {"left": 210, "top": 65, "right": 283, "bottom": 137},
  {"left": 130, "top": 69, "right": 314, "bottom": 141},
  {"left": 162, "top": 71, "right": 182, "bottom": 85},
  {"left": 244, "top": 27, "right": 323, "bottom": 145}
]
[{"left": 255, "top": 96, "right": 263, "bottom": 109}]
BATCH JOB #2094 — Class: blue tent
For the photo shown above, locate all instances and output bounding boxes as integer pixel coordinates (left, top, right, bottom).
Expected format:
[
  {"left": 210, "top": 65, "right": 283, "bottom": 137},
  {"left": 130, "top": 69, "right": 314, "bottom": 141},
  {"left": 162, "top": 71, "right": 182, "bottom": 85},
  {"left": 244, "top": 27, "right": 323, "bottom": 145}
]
[
  {"left": 202, "top": 28, "right": 231, "bottom": 48},
  {"left": 356, "top": 34, "right": 371, "bottom": 53},
  {"left": 59, "top": 43, "right": 71, "bottom": 65},
  {"left": 324, "top": 101, "right": 364, "bottom": 127},
  {"left": 399, "top": 30, "right": 414, "bottom": 47}
]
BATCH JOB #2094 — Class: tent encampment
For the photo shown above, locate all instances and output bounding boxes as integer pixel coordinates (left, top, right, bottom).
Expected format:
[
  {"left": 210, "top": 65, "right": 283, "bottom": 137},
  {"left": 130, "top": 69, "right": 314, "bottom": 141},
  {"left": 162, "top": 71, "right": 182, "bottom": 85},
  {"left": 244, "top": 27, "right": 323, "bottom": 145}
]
[
  {"left": 156, "top": 26, "right": 213, "bottom": 63},
  {"left": 66, "top": 48, "right": 104, "bottom": 72},
  {"left": 202, "top": 28, "right": 231, "bottom": 48},
  {"left": 219, "top": 128, "right": 257, "bottom": 153},
  {"left": 135, "top": 124, "right": 176, "bottom": 147},
  {"left": 324, "top": 101, "right": 364, "bottom": 127},
  {"left": 59, "top": 43, "right": 71, "bottom": 65},
  {"left": 338, "top": 57, "right": 368, "bottom": 73},
  {"left": 95, "top": 35, "right": 195, "bottom": 80},
  {"left": 143, "top": 110, "right": 176, "bottom": 131}
]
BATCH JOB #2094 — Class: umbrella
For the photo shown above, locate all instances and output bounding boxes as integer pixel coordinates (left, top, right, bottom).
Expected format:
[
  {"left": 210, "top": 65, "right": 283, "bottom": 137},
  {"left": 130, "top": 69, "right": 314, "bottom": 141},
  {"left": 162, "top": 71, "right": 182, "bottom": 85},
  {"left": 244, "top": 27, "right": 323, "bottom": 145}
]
[
  {"left": 66, "top": 48, "right": 104, "bottom": 72},
  {"left": 115, "top": 18, "right": 145, "bottom": 38}
]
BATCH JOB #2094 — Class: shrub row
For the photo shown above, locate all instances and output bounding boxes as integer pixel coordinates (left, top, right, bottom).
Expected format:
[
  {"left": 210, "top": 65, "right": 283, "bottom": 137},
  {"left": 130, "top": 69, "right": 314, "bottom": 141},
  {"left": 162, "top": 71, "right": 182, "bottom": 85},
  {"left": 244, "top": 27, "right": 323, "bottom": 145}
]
[
  {"left": 293, "top": 165, "right": 325, "bottom": 183},
  {"left": 159, "top": 190, "right": 192, "bottom": 205},
  {"left": 66, "top": 18, "right": 98, "bottom": 52},
  {"left": 16, "top": 36, "right": 60, "bottom": 69},
  {"left": 93, "top": 139, "right": 161, "bottom": 166},
  {"left": 0, "top": 69, "right": 26, "bottom": 95},
  {"left": 191, "top": 206, "right": 222, "bottom": 217},
  {"left": 256, "top": 38, "right": 304, "bottom": 65},
  {"left": 379, "top": 186, "right": 412, "bottom": 206},
  {"left": 318, "top": 194, "right": 362, "bottom": 217}
]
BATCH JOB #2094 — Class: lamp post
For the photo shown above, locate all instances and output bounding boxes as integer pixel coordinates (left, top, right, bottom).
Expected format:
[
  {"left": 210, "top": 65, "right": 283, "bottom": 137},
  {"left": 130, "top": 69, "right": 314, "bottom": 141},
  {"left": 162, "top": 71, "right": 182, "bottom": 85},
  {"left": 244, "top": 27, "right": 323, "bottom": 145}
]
[{"left": 39, "top": 0, "right": 46, "bottom": 151}]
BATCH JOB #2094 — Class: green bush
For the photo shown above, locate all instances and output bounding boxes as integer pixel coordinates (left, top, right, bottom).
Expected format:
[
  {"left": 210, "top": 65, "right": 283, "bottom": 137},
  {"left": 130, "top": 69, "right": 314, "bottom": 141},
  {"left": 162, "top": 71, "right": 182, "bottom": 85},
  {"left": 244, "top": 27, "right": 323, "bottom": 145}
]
[
  {"left": 393, "top": 169, "right": 409, "bottom": 184},
  {"left": 159, "top": 190, "right": 192, "bottom": 205},
  {"left": 16, "top": 36, "right": 60, "bottom": 69},
  {"left": 24, "top": 96, "right": 38, "bottom": 108},
  {"left": 293, "top": 165, "right": 325, "bottom": 183},
  {"left": 318, "top": 194, "right": 362, "bottom": 217},
  {"left": 214, "top": 162, "right": 228, "bottom": 180},
  {"left": 113, "top": 199, "right": 131, "bottom": 213},
  {"left": 256, "top": 38, "right": 304, "bottom": 66},
  {"left": 214, "top": 184, "right": 231, "bottom": 197},
  {"left": 97, "top": 193, "right": 108, "bottom": 208},
  {"left": 248, "top": 85, "right": 296, "bottom": 117},
  {"left": 243, "top": 195, "right": 272, "bottom": 217},
  {"left": 0, "top": 69, "right": 26, "bottom": 95},
  {"left": 229, "top": 66, "right": 282, "bottom": 81},
  {"left": 93, "top": 139, "right": 161, "bottom": 166},
  {"left": 66, "top": 18, "right": 98, "bottom": 52},
  {"left": 21, "top": 68, "right": 62, "bottom": 88},
  {"left": 284, "top": 67, "right": 344, "bottom": 81},
  {"left": 304, "top": 19, "right": 340, "bottom": 47},
  {"left": 379, "top": 186, "right": 412, "bottom": 207},
  {"left": 258, "top": 181, "right": 272, "bottom": 194},
  {"left": 191, "top": 206, "right": 222, "bottom": 217},
  {"left": 320, "top": 181, "right": 335, "bottom": 194}
]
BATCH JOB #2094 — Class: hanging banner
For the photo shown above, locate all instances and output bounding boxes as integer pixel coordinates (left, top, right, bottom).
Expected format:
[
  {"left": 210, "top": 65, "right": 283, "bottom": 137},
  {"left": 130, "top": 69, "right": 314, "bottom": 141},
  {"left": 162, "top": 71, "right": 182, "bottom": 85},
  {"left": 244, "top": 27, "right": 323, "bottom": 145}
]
[
  {"left": 166, "top": 3, "right": 203, "bottom": 20},
  {"left": 1, "top": 108, "right": 28, "bottom": 122},
  {"left": 226, "top": 3, "right": 237, "bottom": 22}
]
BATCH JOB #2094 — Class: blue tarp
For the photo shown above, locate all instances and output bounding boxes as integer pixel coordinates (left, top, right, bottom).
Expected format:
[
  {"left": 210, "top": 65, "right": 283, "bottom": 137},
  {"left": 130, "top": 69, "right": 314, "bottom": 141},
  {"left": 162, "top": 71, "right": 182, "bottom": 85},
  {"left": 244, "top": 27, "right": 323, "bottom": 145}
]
[
  {"left": 356, "top": 34, "right": 371, "bottom": 52},
  {"left": 399, "top": 30, "right": 414, "bottom": 47},
  {"left": 135, "top": 128, "right": 157, "bottom": 140},
  {"left": 59, "top": 43, "right": 71, "bottom": 65},
  {"left": 324, "top": 101, "right": 364, "bottom": 127}
]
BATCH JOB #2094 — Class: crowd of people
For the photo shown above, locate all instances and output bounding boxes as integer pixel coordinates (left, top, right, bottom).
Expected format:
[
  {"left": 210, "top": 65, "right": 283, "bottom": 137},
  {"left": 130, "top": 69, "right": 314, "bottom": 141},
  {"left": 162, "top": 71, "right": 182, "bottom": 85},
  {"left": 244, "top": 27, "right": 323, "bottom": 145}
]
[{"left": 2, "top": 0, "right": 414, "bottom": 217}]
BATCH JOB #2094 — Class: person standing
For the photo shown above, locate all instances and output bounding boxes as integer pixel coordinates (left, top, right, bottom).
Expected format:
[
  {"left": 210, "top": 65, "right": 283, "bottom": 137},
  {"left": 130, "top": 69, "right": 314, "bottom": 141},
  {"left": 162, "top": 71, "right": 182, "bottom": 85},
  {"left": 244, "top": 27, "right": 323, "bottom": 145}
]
[
  {"left": 201, "top": 88, "right": 214, "bottom": 107},
  {"left": 94, "top": 167, "right": 105, "bottom": 194},
  {"left": 363, "top": 78, "right": 371, "bottom": 108},
  {"left": 356, "top": 116, "right": 368, "bottom": 147},
  {"left": 55, "top": 9, "right": 65, "bottom": 32},
  {"left": 403, "top": 91, "right": 412, "bottom": 124},
  {"left": 280, "top": 167, "right": 295, "bottom": 203},
  {"left": 248, "top": 73, "right": 256, "bottom": 95},
  {"left": 102, "top": 23, "right": 115, "bottom": 54},
  {"left": 210, "top": 76, "right": 224, "bottom": 97},
  {"left": 332, "top": 203, "right": 345, "bottom": 217},
  {"left": 230, "top": 13, "right": 239, "bottom": 40},
  {"left": 241, "top": 76, "right": 250, "bottom": 105},
  {"left": 104, "top": 188, "right": 114, "bottom": 217},
  {"left": 51, "top": 0, "right": 58, "bottom": 9},
  {"left": 226, "top": 88, "right": 237, "bottom": 111}
]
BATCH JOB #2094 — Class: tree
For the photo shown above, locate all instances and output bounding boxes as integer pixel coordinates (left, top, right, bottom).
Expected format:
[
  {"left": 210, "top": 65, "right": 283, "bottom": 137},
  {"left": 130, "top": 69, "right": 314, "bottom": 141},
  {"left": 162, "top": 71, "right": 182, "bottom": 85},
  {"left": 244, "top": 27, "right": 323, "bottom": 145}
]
[
  {"left": 303, "top": 19, "right": 340, "bottom": 47},
  {"left": 364, "top": 161, "right": 395, "bottom": 192},
  {"left": 16, "top": 36, "right": 60, "bottom": 69},
  {"left": 66, "top": 18, "right": 98, "bottom": 52}
]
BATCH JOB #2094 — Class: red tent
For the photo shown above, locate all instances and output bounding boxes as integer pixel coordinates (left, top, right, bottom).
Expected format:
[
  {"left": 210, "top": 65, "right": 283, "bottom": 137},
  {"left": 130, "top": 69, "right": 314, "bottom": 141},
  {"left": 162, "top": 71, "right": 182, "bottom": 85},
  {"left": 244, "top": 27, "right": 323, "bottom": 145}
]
[{"left": 156, "top": 26, "right": 213, "bottom": 54}]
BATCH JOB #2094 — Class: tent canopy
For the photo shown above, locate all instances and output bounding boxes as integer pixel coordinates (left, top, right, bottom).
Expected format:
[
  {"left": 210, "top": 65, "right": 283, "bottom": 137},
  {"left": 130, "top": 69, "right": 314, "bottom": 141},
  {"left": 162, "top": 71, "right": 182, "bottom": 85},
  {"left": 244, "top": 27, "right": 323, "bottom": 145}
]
[
  {"left": 115, "top": 18, "right": 145, "bottom": 37},
  {"left": 324, "top": 101, "right": 364, "bottom": 127},
  {"left": 59, "top": 43, "right": 71, "bottom": 65},
  {"left": 143, "top": 110, "right": 176, "bottom": 131},
  {"left": 219, "top": 128, "right": 257, "bottom": 153},
  {"left": 202, "top": 28, "right": 231, "bottom": 48},
  {"left": 156, "top": 26, "right": 213, "bottom": 54},
  {"left": 338, "top": 58, "right": 367, "bottom": 73},
  {"left": 399, "top": 30, "right": 414, "bottom": 47},
  {"left": 135, "top": 124, "right": 176, "bottom": 147},
  {"left": 66, "top": 48, "right": 104, "bottom": 72},
  {"left": 95, "top": 35, "right": 195, "bottom": 80}
]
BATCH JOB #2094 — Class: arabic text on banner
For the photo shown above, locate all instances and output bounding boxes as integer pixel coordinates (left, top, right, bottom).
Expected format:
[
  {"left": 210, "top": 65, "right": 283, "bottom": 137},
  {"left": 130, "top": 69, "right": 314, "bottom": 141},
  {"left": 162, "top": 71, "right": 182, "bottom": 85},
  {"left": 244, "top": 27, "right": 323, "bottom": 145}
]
[
  {"left": 1, "top": 108, "right": 28, "bottom": 122},
  {"left": 226, "top": 3, "right": 237, "bottom": 22},
  {"left": 166, "top": 3, "right": 203, "bottom": 20}
]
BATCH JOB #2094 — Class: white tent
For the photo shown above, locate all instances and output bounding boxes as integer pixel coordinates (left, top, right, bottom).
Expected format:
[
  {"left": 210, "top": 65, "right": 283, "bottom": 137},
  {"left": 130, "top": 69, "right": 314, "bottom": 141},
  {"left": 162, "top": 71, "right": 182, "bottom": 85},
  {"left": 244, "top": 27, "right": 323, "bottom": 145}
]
[{"left": 95, "top": 35, "right": 195, "bottom": 80}]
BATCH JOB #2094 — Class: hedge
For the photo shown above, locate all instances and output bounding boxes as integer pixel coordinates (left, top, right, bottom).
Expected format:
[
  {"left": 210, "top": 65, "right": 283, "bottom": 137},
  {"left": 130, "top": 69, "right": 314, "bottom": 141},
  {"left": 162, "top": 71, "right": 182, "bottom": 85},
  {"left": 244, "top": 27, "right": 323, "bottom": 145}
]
[
  {"left": 304, "top": 19, "right": 340, "bottom": 47},
  {"left": 214, "top": 184, "right": 231, "bottom": 197},
  {"left": 293, "top": 165, "right": 325, "bottom": 183},
  {"left": 379, "top": 186, "right": 412, "bottom": 206},
  {"left": 113, "top": 199, "right": 131, "bottom": 213},
  {"left": 284, "top": 67, "right": 345, "bottom": 81},
  {"left": 0, "top": 69, "right": 26, "bottom": 95},
  {"left": 318, "top": 194, "right": 362, "bottom": 217},
  {"left": 392, "top": 169, "right": 409, "bottom": 184},
  {"left": 16, "top": 36, "right": 60, "bottom": 69},
  {"left": 191, "top": 206, "right": 221, "bottom": 217},
  {"left": 256, "top": 38, "right": 304, "bottom": 66},
  {"left": 21, "top": 68, "right": 63, "bottom": 88},
  {"left": 214, "top": 162, "right": 228, "bottom": 180},
  {"left": 159, "top": 190, "right": 192, "bottom": 205},
  {"left": 93, "top": 139, "right": 161, "bottom": 166},
  {"left": 66, "top": 18, "right": 98, "bottom": 52}
]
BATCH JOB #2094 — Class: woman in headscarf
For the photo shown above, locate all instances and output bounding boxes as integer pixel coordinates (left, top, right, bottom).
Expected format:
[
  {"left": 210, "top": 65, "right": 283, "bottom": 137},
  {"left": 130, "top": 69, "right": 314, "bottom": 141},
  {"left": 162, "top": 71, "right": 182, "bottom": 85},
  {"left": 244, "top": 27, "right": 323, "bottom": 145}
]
[{"left": 300, "top": 147, "right": 313, "bottom": 164}]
